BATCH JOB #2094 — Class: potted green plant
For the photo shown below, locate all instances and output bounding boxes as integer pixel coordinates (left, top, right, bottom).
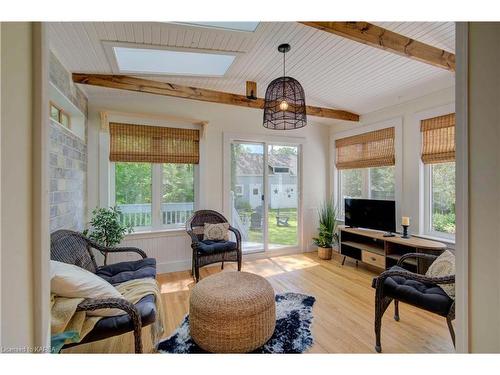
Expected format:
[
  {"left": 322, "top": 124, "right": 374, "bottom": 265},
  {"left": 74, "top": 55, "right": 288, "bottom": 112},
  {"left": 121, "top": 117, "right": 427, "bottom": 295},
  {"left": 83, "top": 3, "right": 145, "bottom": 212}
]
[
  {"left": 312, "top": 199, "right": 339, "bottom": 260},
  {"left": 83, "top": 206, "right": 133, "bottom": 264}
]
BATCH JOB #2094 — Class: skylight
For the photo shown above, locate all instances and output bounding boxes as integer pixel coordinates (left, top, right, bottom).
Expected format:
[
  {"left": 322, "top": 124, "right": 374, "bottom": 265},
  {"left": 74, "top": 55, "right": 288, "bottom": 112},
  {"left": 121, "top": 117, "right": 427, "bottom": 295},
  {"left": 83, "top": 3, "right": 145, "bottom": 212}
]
[
  {"left": 113, "top": 47, "right": 236, "bottom": 76},
  {"left": 175, "top": 22, "right": 260, "bottom": 32}
]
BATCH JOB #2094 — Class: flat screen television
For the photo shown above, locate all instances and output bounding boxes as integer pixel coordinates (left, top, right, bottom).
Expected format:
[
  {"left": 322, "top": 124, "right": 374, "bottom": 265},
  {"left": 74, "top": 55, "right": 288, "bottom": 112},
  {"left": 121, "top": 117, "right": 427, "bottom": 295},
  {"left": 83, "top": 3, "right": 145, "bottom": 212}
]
[{"left": 344, "top": 198, "right": 396, "bottom": 233}]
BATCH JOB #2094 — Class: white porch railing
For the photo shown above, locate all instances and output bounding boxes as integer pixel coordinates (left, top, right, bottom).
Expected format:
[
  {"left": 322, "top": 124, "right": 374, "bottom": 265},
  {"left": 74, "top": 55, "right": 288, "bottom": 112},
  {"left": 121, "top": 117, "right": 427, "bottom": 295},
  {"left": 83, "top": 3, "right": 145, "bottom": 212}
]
[{"left": 117, "top": 202, "right": 194, "bottom": 227}]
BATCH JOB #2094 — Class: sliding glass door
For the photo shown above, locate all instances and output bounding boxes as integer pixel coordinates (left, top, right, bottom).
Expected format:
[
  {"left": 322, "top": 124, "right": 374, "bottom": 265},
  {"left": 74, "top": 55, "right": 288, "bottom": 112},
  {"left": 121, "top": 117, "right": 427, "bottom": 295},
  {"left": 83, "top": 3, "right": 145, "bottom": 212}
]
[
  {"left": 230, "top": 142, "right": 265, "bottom": 252},
  {"left": 267, "top": 144, "right": 299, "bottom": 249},
  {"left": 230, "top": 141, "right": 300, "bottom": 253}
]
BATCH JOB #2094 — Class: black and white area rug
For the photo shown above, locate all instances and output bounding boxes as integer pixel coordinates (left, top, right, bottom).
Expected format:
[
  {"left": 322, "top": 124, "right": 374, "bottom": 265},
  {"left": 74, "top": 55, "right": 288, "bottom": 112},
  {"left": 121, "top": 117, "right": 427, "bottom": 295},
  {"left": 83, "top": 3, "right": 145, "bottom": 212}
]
[{"left": 157, "top": 292, "right": 316, "bottom": 354}]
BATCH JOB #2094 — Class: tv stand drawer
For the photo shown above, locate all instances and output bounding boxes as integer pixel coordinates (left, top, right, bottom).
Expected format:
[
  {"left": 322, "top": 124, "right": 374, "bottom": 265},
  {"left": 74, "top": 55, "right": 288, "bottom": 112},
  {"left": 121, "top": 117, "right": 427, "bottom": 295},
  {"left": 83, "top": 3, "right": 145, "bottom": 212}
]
[{"left": 361, "top": 251, "right": 385, "bottom": 269}]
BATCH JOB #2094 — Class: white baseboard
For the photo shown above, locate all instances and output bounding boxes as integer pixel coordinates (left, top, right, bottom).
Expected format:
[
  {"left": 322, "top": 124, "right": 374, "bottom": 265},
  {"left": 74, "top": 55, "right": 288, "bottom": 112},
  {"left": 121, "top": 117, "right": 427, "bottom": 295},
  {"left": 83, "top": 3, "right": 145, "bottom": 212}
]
[{"left": 156, "top": 259, "right": 192, "bottom": 274}]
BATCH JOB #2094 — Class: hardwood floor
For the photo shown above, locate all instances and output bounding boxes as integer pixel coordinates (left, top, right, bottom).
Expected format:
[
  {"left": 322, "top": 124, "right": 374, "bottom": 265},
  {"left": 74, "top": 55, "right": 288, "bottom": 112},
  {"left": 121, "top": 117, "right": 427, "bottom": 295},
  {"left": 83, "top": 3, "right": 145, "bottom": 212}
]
[{"left": 157, "top": 252, "right": 455, "bottom": 353}]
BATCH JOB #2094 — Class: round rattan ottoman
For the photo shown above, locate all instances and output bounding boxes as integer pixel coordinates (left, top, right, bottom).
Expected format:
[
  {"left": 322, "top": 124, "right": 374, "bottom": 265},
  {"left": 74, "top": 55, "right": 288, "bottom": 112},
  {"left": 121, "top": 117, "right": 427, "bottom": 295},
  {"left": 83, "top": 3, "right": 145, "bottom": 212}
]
[{"left": 189, "top": 271, "right": 276, "bottom": 353}]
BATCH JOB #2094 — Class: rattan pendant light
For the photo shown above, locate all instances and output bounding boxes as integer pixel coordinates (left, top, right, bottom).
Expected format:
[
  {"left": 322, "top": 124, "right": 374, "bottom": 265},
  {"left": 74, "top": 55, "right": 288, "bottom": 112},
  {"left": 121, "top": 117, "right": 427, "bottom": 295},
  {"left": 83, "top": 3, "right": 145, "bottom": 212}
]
[{"left": 263, "top": 43, "right": 307, "bottom": 130}]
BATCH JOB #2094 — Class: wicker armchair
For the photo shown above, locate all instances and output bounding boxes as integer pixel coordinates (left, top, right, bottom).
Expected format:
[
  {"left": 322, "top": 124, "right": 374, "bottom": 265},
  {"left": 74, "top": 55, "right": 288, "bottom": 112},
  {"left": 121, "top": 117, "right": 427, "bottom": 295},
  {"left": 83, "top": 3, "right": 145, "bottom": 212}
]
[
  {"left": 186, "top": 210, "right": 242, "bottom": 282},
  {"left": 372, "top": 253, "right": 455, "bottom": 353},
  {"left": 50, "top": 230, "right": 157, "bottom": 353}
]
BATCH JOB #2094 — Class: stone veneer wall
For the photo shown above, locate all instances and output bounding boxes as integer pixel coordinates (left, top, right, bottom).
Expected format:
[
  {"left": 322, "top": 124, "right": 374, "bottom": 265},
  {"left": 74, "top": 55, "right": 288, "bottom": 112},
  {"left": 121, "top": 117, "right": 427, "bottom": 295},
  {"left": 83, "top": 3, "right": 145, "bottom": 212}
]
[{"left": 49, "top": 52, "right": 88, "bottom": 232}]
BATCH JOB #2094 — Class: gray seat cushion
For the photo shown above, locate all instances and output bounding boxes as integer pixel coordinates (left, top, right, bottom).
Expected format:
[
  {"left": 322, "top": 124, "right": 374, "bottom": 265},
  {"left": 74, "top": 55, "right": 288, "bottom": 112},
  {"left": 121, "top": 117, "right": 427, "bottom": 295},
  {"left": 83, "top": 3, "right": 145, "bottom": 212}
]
[
  {"left": 196, "top": 240, "right": 237, "bottom": 255},
  {"left": 96, "top": 258, "right": 156, "bottom": 285},
  {"left": 68, "top": 295, "right": 157, "bottom": 346},
  {"left": 382, "top": 266, "right": 453, "bottom": 316}
]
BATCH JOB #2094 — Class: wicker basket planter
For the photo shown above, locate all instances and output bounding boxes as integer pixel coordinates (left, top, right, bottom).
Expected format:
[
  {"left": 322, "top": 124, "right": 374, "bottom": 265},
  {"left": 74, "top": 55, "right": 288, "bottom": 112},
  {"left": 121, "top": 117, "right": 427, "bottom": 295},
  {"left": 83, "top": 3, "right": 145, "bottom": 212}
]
[
  {"left": 317, "top": 246, "right": 333, "bottom": 260},
  {"left": 189, "top": 271, "right": 276, "bottom": 353}
]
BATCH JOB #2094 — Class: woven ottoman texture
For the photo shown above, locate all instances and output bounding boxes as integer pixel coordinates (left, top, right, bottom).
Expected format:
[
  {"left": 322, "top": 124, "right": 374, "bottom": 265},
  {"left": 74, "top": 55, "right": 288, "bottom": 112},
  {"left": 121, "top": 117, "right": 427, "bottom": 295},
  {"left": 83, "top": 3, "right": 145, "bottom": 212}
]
[{"left": 189, "top": 271, "right": 276, "bottom": 353}]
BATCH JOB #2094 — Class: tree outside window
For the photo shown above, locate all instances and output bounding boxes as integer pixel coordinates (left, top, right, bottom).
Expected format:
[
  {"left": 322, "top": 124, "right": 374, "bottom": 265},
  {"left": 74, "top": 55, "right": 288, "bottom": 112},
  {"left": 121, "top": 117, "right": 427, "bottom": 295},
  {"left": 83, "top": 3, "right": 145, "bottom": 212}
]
[{"left": 430, "top": 162, "right": 456, "bottom": 235}]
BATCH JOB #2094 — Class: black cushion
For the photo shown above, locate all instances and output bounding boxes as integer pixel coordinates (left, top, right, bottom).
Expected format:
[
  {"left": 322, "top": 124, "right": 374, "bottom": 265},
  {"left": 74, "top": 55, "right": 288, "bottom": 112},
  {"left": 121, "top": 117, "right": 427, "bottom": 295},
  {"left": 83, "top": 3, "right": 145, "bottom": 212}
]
[
  {"left": 382, "top": 266, "right": 453, "bottom": 316},
  {"left": 96, "top": 258, "right": 156, "bottom": 285},
  {"left": 196, "top": 240, "right": 237, "bottom": 254},
  {"left": 71, "top": 295, "right": 157, "bottom": 345}
]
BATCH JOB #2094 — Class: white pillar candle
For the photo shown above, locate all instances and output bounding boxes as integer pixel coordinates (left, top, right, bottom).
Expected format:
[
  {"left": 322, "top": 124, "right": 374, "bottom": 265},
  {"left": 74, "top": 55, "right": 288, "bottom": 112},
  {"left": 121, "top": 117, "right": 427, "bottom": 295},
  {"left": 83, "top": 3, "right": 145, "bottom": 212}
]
[{"left": 402, "top": 216, "right": 410, "bottom": 226}]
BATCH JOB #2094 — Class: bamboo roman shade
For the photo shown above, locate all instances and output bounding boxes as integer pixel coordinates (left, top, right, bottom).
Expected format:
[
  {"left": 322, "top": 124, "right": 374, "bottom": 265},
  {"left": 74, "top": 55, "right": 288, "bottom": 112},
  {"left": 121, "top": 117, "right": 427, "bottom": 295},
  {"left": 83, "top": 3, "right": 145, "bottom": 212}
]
[
  {"left": 420, "top": 113, "right": 455, "bottom": 164},
  {"left": 335, "top": 127, "right": 395, "bottom": 170},
  {"left": 109, "top": 122, "right": 200, "bottom": 164}
]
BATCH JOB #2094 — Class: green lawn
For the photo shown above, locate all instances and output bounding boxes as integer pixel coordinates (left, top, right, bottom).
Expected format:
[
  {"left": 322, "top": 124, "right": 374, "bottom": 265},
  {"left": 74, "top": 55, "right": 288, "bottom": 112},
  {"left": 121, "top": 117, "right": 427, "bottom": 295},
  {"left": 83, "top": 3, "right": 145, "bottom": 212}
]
[{"left": 248, "top": 208, "right": 298, "bottom": 246}]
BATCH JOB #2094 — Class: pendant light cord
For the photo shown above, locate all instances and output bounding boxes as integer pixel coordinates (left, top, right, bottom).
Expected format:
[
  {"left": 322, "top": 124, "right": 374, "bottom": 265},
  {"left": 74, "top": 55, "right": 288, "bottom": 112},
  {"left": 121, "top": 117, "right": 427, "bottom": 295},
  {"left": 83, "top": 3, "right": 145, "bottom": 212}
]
[
  {"left": 283, "top": 50, "right": 286, "bottom": 78},
  {"left": 282, "top": 49, "right": 286, "bottom": 103}
]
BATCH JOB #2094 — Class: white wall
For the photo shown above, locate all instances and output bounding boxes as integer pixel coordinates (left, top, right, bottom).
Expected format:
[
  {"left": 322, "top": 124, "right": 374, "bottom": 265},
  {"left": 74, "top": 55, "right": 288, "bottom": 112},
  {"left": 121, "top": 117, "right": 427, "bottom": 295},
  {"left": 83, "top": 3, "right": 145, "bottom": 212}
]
[
  {"left": 1, "top": 22, "right": 36, "bottom": 349},
  {"left": 87, "top": 91, "right": 331, "bottom": 272},
  {"left": 467, "top": 22, "right": 500, "bottom": 353},
  {"left": 330, "top": 86, "right": 455, "bottom": 237}
]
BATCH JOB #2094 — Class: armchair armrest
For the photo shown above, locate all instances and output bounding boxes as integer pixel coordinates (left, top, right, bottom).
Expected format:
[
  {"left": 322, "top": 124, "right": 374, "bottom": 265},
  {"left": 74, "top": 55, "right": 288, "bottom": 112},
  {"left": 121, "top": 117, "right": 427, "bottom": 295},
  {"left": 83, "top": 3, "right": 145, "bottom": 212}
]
[
  {"left": 68, "top": 231, "right": 147, "bottom": 266},
  {"left": 93, "top": 245, "right": 147, "bottom": 259},
  {"left": 228, "top": 225, "right": 242, "bottom": 249},
  {"left": 76, "top": 297, "right": 143, "bottom": 353},
  {"left": 396, "top": 252, "right": 438, "bottom": 267},
  {"left": 187, "top": 230, "right": 201, "bottom": 247}
]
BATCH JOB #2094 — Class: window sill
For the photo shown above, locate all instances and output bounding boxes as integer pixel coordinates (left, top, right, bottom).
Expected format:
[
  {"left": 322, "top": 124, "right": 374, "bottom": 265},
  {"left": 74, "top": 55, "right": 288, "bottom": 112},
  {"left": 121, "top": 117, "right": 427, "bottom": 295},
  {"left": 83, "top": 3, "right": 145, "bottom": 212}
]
[
  {"left": 415, "top": 233, "right": 455, "bottom": 247},
  {"left": 125, "top": 227, "right": 187, "bottom": 240}
]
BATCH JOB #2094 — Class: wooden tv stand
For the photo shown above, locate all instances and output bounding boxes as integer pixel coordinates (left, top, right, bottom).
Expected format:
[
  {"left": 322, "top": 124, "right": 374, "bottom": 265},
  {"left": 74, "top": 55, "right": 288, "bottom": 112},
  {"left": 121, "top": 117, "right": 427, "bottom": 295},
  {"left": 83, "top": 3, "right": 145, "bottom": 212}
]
[{"left": 339, "top": 227, "right": 447, "bottom": 273}]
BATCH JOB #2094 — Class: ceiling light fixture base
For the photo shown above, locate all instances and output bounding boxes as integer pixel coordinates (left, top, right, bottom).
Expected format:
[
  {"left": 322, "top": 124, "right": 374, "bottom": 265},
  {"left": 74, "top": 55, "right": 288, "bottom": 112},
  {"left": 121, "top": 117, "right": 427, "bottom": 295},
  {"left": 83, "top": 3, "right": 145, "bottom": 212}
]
[{"left": 278, "top": 43, "right": 291, "bottom": 53}]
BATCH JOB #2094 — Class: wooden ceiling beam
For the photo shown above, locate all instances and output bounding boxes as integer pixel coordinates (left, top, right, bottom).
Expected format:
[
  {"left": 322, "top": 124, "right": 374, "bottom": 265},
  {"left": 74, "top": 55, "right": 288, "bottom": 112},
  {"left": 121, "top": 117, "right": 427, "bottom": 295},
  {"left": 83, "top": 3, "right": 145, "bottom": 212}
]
[
  {"left": 72, "top": 73, "right": 360, "bottom": 122},
  {"left": 300, "top": 22, "right": 455, "bottom": 72}
]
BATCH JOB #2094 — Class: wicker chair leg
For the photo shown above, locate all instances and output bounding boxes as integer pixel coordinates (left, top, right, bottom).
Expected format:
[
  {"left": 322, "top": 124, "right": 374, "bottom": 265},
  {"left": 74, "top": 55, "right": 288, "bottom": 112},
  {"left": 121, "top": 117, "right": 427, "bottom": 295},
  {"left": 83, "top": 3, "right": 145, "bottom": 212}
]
[
  {"left": 446, "top": 315, "right": 456, "bottom": 348},
  {"left": 133, "top": 324, "right": 143, "bottom": 353},
  {"left": 221, "top": 261, "right": 224, "bottom": 270},
  {"left": 394, "top": 300, "right": 400, "bottom": 321},
  {"left": 194, "top": 253, "right": 200, "bottom": 282},
  {"left": 194, "top": 265, "right": 200, "bottom": 283},
  {"left": 375, "top": 293, "right": 392, "bottom": 353},
  {"left": 237, "top": 252, "right": 242, "bottom": 271}
]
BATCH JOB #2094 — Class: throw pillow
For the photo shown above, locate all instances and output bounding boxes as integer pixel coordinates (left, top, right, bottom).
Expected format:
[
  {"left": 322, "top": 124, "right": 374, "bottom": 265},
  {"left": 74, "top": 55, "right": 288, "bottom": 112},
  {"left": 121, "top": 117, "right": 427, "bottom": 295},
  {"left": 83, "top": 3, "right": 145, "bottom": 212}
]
[
  {"left": 425, "top": 250, "right": 455, "bottom": 299},
  {"left": 50, "top": 260, "right": 125, "bottom": 317},
  {"left": 203, "top": 222, "right": 230, "bottom": 241}
]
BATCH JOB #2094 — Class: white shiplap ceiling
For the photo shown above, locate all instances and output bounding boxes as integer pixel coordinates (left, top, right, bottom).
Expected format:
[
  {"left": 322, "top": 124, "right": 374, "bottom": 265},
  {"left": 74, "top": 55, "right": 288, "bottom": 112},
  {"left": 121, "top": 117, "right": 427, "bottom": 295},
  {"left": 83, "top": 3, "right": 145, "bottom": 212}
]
[{"left": 48, "top": 22, "right": 455, "bottom": 116}]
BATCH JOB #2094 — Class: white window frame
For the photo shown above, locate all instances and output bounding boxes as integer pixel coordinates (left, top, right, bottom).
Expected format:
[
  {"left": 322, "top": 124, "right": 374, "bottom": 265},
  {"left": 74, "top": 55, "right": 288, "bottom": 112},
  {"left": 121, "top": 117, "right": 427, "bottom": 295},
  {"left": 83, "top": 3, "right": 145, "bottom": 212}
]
[
  {"left": 415, "top": 103, "right": 455, "bottom": 242},
  {"left": 99, "top": 112, "right": 204, "bottom": 233},
  {"left": 332, "top": 118, "right": 403, "bottom": 223},
  {"left": 423, "top": 162, "right": 456, "bottom": 242},
  {"left": 110, "top": 162, "right": 199, "bottom": 232},
  {"left": 337, "top": 167, "right": 396, "bottom": 216}
]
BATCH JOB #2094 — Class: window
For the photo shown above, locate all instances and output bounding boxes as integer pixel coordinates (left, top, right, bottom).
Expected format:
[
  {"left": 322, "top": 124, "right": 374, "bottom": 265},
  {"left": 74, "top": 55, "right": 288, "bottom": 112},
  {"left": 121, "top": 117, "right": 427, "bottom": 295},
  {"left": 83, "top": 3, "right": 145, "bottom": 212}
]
[
  {"left": 113, "top": 47, "right": 236, "bottom": 76},
  {"left": 421, "top": 113, "right": 455, "bottom": 240},
  {"left": 340, "top": 169, "right": 363, "bottom": 202},
  {"left": 115, "top": 163, "right": 152, "bottom": 228},
  {"left": 370, "top": 166, "right": 396, "bottom": 200},
  {"left": 109, "top": 122, "right": 199, "bottom": 231},
  {"left": 273, "top": 167, "right": 290, "bottom": 174},
  {"left": 234, "top": 185, "right": 244, "bottom": 196},
  {"left": 338, "top": 166, "right": 395, "bottom": 216},
  {"left": 173, "top": 22, "right": 260, "bottom": 32},
  {"left": 114, "top": 162, "right": 197, "bottom": 229},
  {"left": 335, "top": 127, "right": 396, "bottom": 218},
  {"left": 161, "top": 163, "right": 195, "bottom": 226},
  {"left": 426, "top": 162, "right": 456, "bottom": 238},
  {"left": 50, "top": 102, "right": 71, "bottom": 129}
]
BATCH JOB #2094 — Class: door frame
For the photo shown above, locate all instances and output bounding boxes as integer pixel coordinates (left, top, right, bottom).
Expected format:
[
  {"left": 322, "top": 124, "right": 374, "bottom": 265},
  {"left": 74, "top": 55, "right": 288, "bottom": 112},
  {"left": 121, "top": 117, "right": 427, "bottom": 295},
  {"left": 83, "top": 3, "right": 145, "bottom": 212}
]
[
  {"left": 454, "top": 21, "right": 469, "bottom": 353},
  {"left": 223, "top": 132, "right": 305, "bottom": 254}
]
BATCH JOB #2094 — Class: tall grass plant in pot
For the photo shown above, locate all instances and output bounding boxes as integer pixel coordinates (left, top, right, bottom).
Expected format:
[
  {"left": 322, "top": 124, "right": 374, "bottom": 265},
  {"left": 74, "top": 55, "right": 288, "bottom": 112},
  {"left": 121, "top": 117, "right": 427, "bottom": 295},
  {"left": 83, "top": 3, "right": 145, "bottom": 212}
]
[{"left": 312, "top": 199, "right": 339, "bottom": 260}]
